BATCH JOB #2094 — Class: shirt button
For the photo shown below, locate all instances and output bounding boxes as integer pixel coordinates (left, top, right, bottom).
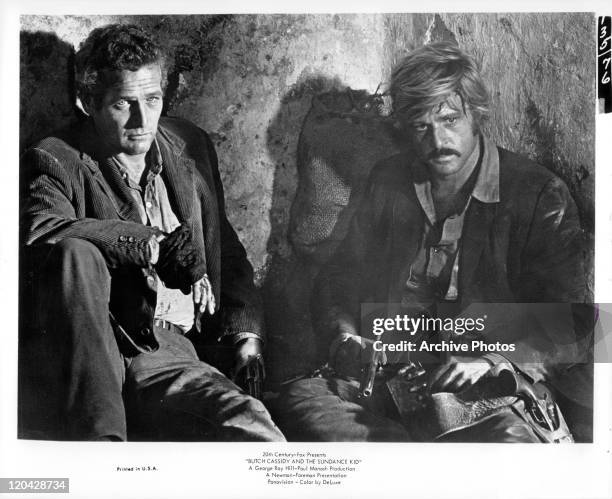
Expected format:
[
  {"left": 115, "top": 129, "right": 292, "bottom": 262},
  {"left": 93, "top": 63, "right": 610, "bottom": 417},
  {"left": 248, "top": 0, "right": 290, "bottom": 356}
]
[{"left": 146, "top": 202, "right": 153, "bottom": 209}]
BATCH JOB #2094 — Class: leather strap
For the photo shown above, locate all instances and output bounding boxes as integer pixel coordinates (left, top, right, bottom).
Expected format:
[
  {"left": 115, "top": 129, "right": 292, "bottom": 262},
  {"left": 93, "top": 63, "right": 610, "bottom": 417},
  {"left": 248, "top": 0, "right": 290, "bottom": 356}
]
[{"left": 153, "top": 319, "right": 184, "bottom": 336}]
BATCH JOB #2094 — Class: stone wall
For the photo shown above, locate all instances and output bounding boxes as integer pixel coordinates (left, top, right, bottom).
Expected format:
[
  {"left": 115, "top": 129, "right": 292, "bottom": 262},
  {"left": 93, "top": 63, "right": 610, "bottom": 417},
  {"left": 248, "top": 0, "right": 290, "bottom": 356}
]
[{"left": 20, "top": 13, "right": 595, "bottom": 378}]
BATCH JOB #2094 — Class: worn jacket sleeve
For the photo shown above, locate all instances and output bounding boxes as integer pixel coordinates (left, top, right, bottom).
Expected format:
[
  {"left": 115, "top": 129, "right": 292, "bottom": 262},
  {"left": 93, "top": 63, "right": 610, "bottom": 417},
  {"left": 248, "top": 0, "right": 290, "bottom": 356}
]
[
  {"left": 200, "top": 133, "right": 265, "bottom": 342},
  {"left": 21, "top": 147, "right": 158, "bottom": 268},
  {"left": 494, "top": 177, "right": 591, "bottom": 382}
]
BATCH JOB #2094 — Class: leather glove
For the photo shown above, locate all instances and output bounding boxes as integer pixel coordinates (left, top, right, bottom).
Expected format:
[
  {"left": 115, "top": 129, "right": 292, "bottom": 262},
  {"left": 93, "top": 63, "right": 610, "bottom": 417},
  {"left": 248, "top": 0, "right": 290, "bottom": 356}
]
[{"left": 155, "top": 225, "right": 206, "bottom": 293}]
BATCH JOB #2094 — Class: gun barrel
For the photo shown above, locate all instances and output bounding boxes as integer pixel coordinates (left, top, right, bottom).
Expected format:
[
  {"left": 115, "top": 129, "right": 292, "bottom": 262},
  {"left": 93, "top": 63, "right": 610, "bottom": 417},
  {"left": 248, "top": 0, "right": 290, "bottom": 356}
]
[
  {"left": 360, "top": 349, "right": 385, "bottom": 398},
  {"left": 247, "top": 378, "right": 261, "bottom": 400},
  {"left": 359, "top": 361, "right": 378, "bottom": 397},
  {"left": 243, "top": 354, "right": 264, "bottom": 400}
]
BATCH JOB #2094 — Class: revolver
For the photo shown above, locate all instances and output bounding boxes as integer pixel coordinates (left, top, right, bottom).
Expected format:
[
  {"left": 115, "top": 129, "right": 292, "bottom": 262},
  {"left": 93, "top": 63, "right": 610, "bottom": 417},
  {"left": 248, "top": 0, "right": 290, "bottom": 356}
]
[
  {"left": 359, "top": 341, "right": 428, "bottom": 416},
  {"left": 359, "top": 347, "right": 385, "bottom": 398},
  {"left": 234, "top": 354, "right": 265, "bottom": 400}
]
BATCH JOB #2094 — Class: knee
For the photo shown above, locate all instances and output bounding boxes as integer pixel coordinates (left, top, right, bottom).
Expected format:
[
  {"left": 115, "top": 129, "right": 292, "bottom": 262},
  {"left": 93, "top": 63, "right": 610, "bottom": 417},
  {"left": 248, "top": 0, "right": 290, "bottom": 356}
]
[
  {"left": 47, "top": 238, "right": 109, "bottom": 278},
  {"left": 36, "top": 238, "right": 111, "bottom": 301},
  {"left": 241, "top": 394, "right": 270, "bottom": 415},
  {"left": 52, "top": 237, "right": 104, "bottom": 259}
]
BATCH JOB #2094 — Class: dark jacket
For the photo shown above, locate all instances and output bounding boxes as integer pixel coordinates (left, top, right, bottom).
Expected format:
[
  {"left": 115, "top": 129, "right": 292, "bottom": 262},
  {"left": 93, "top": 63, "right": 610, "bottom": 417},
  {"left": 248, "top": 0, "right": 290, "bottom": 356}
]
[
  {"left": 313, "top": 141, "right": 590, "bottom": 381},
  {"left": 21, "top": 116, "right": 263, "bottom": 351}
]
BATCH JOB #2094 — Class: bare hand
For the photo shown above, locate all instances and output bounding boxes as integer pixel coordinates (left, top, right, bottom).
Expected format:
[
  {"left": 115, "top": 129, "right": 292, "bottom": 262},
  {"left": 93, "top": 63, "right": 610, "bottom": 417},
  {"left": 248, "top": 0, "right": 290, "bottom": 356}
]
[
  {"left": 333, "top": 336, "right": 387, "bottom": 379},
  {"left": 428, "top": 355, "right": 492, "bottom": 393},
  {"left": 192, "top": 274, "right": 215, "bottom": 328},
  {"left": 234, "top": 338, "right": 263, "bottom": 377}
]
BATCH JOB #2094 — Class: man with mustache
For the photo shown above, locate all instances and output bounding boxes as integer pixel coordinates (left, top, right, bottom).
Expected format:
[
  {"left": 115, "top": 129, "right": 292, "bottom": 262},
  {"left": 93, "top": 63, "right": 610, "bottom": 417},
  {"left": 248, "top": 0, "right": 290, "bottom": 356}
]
[
  {"left": 19, "top": 24, "right": 284, "bottom": 441},
  {"left": 272, "top": 42, "right": 590, "bottom": 442}
]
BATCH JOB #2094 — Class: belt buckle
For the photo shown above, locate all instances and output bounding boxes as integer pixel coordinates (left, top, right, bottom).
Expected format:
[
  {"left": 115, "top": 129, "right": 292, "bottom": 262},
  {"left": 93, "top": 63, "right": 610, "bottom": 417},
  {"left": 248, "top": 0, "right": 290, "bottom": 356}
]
[{"left": 154, "top": 319, "right": 169, "bottom": 331}]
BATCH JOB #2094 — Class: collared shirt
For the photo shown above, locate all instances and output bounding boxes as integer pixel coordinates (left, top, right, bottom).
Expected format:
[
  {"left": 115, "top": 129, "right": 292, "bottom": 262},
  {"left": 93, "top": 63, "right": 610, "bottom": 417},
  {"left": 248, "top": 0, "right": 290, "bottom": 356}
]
[
  {"left": 113, "top": 140, "right": 195, "bottom": 332},
  {"left": 405, "top": 135, "right": 500, "bottom": 302}
]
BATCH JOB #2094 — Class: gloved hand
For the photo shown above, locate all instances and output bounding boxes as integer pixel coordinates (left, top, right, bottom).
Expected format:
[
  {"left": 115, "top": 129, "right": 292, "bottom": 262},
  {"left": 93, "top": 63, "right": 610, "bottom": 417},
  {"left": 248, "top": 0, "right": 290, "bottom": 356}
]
[{"left": 155, "top": 225, "right": 206, "bottom": 293}]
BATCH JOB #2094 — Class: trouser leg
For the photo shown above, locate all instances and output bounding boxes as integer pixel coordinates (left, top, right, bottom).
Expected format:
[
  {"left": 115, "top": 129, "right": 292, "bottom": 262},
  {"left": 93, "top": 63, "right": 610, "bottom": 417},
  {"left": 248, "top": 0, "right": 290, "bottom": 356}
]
[
  {"left": 124, "top": 327, "right": 285, "bottom": 441},
  {"left": 436, "top": 410, "right": 541, "bottom": 443},
  {"left": 271, "top": 377, "right": 541, "bottom": 442},
  {"left": 270, "top": 377, "right": 412, "bottom": 441},
  {"left": 20, "top": 239, "right": 126, "bottom": 440}
]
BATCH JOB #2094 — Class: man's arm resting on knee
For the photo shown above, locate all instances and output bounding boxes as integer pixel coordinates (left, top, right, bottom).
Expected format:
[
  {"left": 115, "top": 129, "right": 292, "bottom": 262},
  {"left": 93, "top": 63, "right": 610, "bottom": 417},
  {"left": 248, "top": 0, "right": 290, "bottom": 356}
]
[{"left": 21, "top": 147, "right": 161, "bottom": 268}]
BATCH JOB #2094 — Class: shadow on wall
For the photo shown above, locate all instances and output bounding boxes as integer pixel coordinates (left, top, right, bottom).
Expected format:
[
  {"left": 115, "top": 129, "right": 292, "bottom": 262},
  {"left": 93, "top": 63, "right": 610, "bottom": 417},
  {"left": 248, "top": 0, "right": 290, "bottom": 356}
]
[
  {"left": 20, "top": 31, "right": 78, "bottom": 152},
  {"left": 263, "top": 76, "right": 402, "bottom": 382},
  {"left": 19, "top": 31, "right": 80, "bottom": 364}
]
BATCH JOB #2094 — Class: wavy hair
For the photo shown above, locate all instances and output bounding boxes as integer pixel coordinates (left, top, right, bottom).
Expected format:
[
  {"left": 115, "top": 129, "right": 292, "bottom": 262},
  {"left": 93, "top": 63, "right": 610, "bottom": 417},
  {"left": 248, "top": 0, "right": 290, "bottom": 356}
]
[
  {"left": 75, "top": 24, "right": 167, "bottom": 109},
  {"left": 389, "top": 42, "right": 490, "bottom": 127}
]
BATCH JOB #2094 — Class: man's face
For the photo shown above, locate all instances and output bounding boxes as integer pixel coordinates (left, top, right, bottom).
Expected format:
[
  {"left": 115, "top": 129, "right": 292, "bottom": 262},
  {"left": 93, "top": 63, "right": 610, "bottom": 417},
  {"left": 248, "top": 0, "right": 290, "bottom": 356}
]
[
  {"left": 404, "top": 94, "right": 479, "bottom": 179},
  {"left": 89, "top": 64, "right": 163, "bottom": 157}
]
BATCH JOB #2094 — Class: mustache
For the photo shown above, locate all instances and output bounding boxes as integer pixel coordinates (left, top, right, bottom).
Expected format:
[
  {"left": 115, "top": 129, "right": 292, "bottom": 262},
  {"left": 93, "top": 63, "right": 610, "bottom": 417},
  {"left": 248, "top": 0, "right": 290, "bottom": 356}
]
[{"left": 428, "top": 148, "right": 460, "bottom": 159}]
